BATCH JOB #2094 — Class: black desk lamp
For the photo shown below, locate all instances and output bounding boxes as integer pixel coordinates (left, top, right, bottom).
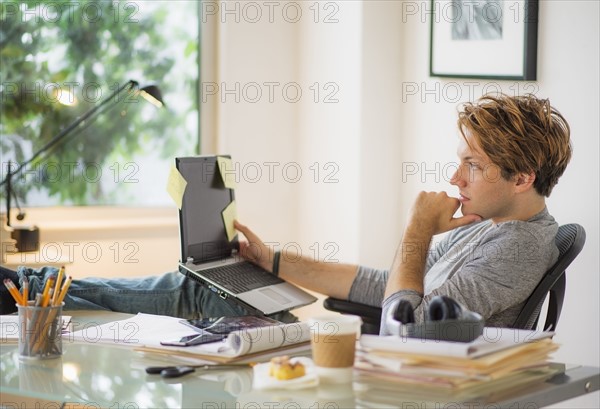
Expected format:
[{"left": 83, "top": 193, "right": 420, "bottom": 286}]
[{"left": 0, "top": 79, "right": 164, "bottom": 253}]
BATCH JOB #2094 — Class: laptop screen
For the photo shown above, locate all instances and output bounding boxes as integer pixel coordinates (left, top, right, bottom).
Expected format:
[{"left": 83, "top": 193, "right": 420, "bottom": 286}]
[{"left": 176, "top": 156, "right": 238, "bottom": 263}]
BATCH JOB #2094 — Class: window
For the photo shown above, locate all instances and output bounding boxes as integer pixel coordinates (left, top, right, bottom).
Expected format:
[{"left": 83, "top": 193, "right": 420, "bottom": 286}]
[{"left": 0, "top": 1, "right": 199, "bottom": 208}]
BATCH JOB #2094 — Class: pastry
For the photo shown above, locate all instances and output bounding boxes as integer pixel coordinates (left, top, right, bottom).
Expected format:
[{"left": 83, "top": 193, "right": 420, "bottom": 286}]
[{"left": 268, "top": 355, "right": 306, "bottom": 380}]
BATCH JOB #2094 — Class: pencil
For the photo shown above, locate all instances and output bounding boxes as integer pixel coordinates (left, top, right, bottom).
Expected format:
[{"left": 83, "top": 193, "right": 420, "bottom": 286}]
[
  {"left": 33, "top": 276, "right": 71, "bottom": 355},
  {"left": 3, "top": 279, "right": 24, "bottom": 306},
  {"left": 22, "top": 277, "right": 29, "bottom": 304},
  {"left": 40, "top": 276, "right": 55, "bottom": 307},
  {"left": 55, "top": 276, "right": 73, "bottom": 305},
  {"left": 51, "top": 266, "right": 65, "bottom": 306}
]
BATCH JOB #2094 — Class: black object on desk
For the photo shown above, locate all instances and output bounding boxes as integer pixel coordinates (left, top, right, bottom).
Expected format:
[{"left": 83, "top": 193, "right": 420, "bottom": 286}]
[
  {"left": 160, "top": 332, "right": 226, "bottom": 347},
  {"left": 146, "top": 364, "right": 251, "bottom": 379}
]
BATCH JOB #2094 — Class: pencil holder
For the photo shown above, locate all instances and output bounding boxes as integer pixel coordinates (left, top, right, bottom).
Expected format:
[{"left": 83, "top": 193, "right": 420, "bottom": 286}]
[{"left": 17, "top": 302, "right": 64, "bottom": 360}]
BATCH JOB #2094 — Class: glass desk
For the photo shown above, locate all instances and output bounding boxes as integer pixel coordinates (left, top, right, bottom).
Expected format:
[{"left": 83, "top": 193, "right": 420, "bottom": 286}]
[{"left": 1, "top": 311, "right": 599, "bottom": 408}]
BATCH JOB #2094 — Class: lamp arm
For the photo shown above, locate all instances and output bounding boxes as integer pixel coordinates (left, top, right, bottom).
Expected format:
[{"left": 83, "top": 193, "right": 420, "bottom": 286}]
[
  {"left": 5, "top": 162, "right": 12, "bottom": 226},
  {"left": 0, "top": 79, "right": 138, "bottom": 187}
]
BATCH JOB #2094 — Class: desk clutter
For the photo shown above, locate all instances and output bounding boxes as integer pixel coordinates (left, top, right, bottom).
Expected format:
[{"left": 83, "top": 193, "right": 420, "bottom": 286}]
[
  {"left": 62, "top": 311, "right": 561, "bottom": 397},
  {"left": 355, "top": 328, "right": 561, "bottom": 405},
  {"left": 1, "top": 305, "right": 567, "bottom": 406},
  {"left": 2, "top": 306, "right": 595, "bottom": 409}
]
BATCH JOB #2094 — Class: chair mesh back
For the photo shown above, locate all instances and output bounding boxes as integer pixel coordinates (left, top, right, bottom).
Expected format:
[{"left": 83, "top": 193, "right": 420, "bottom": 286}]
[
  {"left": 556, "top": 224, "right": 578, "bottom": 255},
  {"left": 515, "top": 223, "right": 585, "bottom": 330}
]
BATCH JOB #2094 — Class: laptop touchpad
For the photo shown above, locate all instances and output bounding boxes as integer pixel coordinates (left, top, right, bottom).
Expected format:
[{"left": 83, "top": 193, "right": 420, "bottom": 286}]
[{"left": 259, "top": 288, "right": 292, "bottom": 305}]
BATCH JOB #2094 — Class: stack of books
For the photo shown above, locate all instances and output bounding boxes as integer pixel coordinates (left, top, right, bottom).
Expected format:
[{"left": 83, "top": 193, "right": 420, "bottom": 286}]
[{"left": 355, "top": 328, "right": 562, "bottom": 406}]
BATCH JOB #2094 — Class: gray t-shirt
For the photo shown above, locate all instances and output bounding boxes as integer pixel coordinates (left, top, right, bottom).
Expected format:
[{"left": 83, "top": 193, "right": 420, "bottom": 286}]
[{"left": 348, "top": 207, "right": 559, "bottom": 332}]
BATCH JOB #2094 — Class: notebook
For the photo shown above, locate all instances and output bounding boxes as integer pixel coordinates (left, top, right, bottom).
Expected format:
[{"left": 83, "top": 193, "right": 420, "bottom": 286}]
[{"left": 176, "top": 155, "right": 317, "bottom": 316}]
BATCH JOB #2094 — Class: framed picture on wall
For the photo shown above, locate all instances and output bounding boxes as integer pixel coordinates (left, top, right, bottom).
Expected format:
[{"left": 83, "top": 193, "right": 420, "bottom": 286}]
[{"left": 430, "top": 0, "right": 539, "bottom": 80}]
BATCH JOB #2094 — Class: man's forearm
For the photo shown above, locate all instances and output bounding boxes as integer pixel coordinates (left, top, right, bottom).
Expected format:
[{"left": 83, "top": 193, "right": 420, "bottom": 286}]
[
  {"left": 384, "top": 191, "right": 477, "bottom": 300},
  {"left": 278, "top": 252, "right": 358, "bottom": 300},
  {"left": 384, "top": 225, "right": 433, "bottom": 298}
]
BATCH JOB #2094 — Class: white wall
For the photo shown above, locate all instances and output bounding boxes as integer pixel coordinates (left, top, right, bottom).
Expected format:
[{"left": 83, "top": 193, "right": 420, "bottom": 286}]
[
  {"left": 206, "top": 2, "right": 363, "bottom": 265},
  {"left": 537, "top": 0, "right": 599, "bottom": 369},
  {"left": 199, "top": 1, "right": 365, "bottom": 319},
  {"left": 296, "top": 2, "right": 362, "bottom": 263},
  {"left": 358, "top": 2, "right": 405, "bottom": 268},
  {"left": 204, "top": 6, "right": 302, "bottom": 249}
]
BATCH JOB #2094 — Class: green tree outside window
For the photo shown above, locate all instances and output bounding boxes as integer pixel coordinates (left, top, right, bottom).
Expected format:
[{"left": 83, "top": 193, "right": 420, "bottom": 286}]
[{"left": 0, "top": 0, "right": 199, "bottom": 207}]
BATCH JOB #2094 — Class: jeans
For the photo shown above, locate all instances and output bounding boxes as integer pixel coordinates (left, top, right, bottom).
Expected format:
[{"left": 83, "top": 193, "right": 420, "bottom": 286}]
[{"left": 14, "top": 266, "right": 297, "bottom": 322}]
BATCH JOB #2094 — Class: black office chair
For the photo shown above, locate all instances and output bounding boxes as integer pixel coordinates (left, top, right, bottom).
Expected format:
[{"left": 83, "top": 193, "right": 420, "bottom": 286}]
[{"left": 323, "top": 223, "right": 586, "bottom": 334}]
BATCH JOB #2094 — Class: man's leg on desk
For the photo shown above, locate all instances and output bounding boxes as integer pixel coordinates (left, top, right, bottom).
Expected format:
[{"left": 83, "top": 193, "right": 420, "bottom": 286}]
[
  {"left": 2, "top": 266, "right": 296, "bottom": 322},
  {"left": 0, "top": 265, "right": 21, "bottom": 314}
]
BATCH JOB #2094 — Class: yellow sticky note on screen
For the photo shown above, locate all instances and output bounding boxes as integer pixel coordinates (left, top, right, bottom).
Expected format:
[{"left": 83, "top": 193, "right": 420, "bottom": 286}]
[
  {"left": 222, "top": 200, "right": 237, "bottom": 241},
  {"left": 166, "top": 164, "right": 187, "bottom": 209},
  {"left": 217, "top": 156, "right": 237, "bottom": 189}
]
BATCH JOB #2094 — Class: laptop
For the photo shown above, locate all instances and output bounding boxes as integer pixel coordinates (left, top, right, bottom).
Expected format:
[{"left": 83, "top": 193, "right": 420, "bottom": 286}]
[{"left": 176, "top": 155, "right": 317, "bottom": 316}]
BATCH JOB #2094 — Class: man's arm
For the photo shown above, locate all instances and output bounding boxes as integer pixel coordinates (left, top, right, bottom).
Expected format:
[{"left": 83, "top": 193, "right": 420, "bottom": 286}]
[
  {"left": 384, "top": 192, "right": 481, "bottom": 298},
  {"left": 235, "top": 221, "right": 358, "bottom": 299},
  {"left": 380, "top": 192, "right": 481, "bottom": 334},
  {"left": 387, "top": 218, "right": 557, "bottom": 327},
  {"left": 278, "top": 253, "right": 358, "bottom": 300}
]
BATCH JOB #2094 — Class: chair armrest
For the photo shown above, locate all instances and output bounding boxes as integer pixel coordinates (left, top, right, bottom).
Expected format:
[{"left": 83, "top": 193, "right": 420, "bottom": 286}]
[{"left": 323, "top": 297, "right": 382, "bottom": 324}]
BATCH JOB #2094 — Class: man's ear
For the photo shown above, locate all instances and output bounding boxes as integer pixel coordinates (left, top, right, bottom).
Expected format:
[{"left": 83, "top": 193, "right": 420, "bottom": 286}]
[{"left": 515, "top": 172, "right": 536, "bottom": 192}]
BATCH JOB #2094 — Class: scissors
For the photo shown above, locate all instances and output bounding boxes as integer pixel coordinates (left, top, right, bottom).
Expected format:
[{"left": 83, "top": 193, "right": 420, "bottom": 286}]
[{"left": 145, "top": 364, "right": 252, "bottom": 378}]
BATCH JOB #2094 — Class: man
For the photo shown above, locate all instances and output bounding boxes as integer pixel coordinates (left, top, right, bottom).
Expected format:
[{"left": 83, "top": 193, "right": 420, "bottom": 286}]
[
  {"left": 235, "top": 93, "right": 572, "bottom": 332},
  {"left": 1, "top": 94, "right": 572, "bottom": 333}
]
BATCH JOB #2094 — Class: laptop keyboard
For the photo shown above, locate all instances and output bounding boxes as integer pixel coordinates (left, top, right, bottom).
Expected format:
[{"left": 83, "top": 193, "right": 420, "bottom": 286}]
[{"left": 200, "top": 262, "right": 283, "bottom": 294}]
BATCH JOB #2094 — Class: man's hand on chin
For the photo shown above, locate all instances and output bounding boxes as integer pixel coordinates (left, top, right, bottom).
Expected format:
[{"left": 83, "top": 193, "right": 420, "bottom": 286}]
[{"left": 407, "top": 191, "right": 482, "bottom": 236}]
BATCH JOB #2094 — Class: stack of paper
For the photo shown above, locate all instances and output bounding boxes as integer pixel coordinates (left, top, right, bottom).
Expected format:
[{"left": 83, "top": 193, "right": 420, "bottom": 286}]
[
  {"left": 355, "top": 328, "right": 562, "bottom": 405},
  {"left": 66, "top": 313, "right": 311, "bottom": 364}
]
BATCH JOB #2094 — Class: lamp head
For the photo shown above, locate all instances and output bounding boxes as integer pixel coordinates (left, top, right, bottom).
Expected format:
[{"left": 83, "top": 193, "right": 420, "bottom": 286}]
[
  {"left": 56, "top": 88, "right": 77, "bottom": 106},
  {"left": 139, "top": 85, "right": 165, "bottom": 108}
]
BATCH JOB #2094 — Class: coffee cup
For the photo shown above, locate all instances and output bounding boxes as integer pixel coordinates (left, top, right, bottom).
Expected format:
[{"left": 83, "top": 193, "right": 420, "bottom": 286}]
[{"left": 308, "top": 314, "right": 361, "bottom": 383}]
